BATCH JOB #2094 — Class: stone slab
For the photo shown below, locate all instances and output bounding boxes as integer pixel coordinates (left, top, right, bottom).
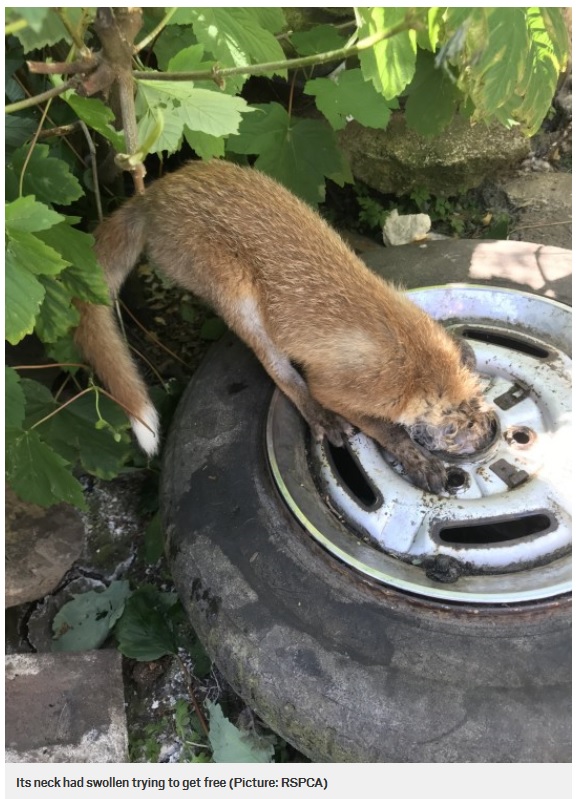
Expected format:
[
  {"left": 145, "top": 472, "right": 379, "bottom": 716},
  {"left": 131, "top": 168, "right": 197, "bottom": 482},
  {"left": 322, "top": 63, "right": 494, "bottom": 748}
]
[{"left": 5, "top": 650, "right": 128, "bottom": 762}]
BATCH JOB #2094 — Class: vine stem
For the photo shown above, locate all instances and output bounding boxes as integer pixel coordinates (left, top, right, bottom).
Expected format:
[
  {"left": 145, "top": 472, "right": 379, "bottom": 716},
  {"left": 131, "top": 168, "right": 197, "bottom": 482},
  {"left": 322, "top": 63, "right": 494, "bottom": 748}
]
[
  {"left": 27, "top": 387, "right": 95, "bottom": 431},
  {"left": 134, "top": 7, "right": 178, "bottom": 54},
  {"left": 5, "top": 80, "right": 75, "bottom": 114},
  {"left": 176, "top": 654, "right": 210, "bottom": 738},
  {"left": 132, "top": 18, "right": 416, "bottom": 83}
]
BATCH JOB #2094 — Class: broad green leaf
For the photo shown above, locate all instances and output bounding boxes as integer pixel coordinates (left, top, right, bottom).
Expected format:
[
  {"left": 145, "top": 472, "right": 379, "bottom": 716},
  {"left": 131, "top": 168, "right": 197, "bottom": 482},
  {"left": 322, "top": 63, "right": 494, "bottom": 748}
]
[
  {"left": 468, "top": 8, "right": 529, "bottom": 116},
  {"left": 357, "top": 7, "right": 417, "bottom": 100},
  {"left": 19, "top": 377, "right": 57, "bottom": 428},
  {"left": 5, "top": 115, "right": 37, "bottom": 151},
  {"left": 64, "top": 94, "right": 125, "bottom": 151},
  {"left": 6, "top": 144, "right": 84, "bottom": 205},
  {"left": 252, "top": 8, "right": 286, "bottom": 34},
  {"left": 539, "top": 7, "right": 569, "bottom": 67},
  {"left": 5, "top": 196, "right": 64, "bottom": 234},
  {"left": 7, "top": 229, "right": 70, "bottom": 276},
  {"left": 35, "top": 223, "right": 109, "bottom": 304},
  {"left": 52, "top": 581, "right": 132, "bottom": 652},
  {"left": 291, "top": 24, "right": 346, "bottom": 56},
  {"left": 136, "top": 81, "right": 253, "bottom": 154},
  {"left": 5, "top": 428, "right": 86, "bottom": 509},
  {"left": 305, "top": 69, "right": 396, "bottom": 130},
  {"left": 4, "top": 250, "right": 46, "bottom": 344},
  {"left": 45, "top": 336, "right": 83, "bottom": 374},
  {"left": 200, "top": 317, "right": 227, "bottom": 341},
  {"left": 12, "top": 8, "right": 84, "bottom": 52},
  {"left": 34, "top": 276, "right": 79, "bottom": 343},
  {"left": 190, "top": 7, "right": 287, "bottom": 84},
  {"left": 184, "top": 128, "right": 225, "bottom": 160},
  {"left": 228, "top": 103, "right": 350, "bottom": 205},
  {"left": 16, "top": 7, "right": 50, "bottom": 32},
  {"left": 5, "top": 367, "right": 26, "bottom": 430},
  {"left": 115, "top": 586, "right": 180, "bottom": 661},
  {"left": 179, "top": 89, "right": 254, "bottom": 137},
  {"left": 151, "top": 24, "right": 195, "bottom": 71},
  {"left": 207, "top": 702, "right": 275, "bottom": 764},
  {"left": 167, "top": 43, "right": 212, "bottom": 74},
  {"left": 48, "top": 392, "right": 133, "bottom": 480},
  {"left": 405, "top": 49, "right": 462, "bottom": 136}
]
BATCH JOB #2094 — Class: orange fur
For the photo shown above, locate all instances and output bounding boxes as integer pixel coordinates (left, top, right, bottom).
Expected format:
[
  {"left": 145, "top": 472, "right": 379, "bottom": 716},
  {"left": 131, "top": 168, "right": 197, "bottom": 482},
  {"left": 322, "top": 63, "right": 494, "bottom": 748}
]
[{"left": 75, "top": 161, "right": 494, "bottom": 490}]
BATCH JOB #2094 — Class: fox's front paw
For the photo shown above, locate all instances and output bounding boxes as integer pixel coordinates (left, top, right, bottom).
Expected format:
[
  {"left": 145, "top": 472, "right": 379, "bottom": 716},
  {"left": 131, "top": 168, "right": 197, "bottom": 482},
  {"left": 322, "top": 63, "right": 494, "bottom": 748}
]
[{"left": 395, "top": 445, "right": 448, "bottom": 494}]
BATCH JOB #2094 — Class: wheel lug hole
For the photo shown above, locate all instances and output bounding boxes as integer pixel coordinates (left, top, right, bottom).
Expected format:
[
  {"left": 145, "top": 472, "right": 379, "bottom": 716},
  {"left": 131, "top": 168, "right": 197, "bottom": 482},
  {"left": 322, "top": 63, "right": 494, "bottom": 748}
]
[
  {"left": 446, "top": 467, "right": 469, "bottom": 493},
  {"left": 505, "top": 426, "right": 535, "bottom": 449}
]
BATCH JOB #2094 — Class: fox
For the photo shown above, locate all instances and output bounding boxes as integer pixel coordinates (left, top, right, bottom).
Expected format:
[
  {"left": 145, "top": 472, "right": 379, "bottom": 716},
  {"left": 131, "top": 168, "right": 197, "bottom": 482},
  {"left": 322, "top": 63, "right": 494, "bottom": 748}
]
[{"left": 75, "top": 160, "right": 495, "bottom": 493}]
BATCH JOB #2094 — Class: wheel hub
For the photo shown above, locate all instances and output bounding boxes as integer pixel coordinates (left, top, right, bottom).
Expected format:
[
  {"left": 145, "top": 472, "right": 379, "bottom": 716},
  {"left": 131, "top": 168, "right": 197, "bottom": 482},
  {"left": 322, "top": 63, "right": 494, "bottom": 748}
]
[{"left": 266, "top": 285, "right": 572, "bottom": 604}]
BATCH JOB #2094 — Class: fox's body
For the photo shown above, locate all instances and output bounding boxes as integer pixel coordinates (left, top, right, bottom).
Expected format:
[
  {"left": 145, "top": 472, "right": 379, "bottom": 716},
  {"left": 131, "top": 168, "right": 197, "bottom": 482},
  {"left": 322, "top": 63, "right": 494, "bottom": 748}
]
[{"left": 76, "top": 161, "right": 494, "bottom": 492}]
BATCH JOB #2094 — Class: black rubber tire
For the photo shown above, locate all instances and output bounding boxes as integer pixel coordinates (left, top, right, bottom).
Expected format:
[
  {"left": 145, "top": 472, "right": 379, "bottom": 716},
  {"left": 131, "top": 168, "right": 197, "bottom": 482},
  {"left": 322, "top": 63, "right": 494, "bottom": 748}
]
[{"left": 161, "top": 240, "right": 571, "bottom": 763}]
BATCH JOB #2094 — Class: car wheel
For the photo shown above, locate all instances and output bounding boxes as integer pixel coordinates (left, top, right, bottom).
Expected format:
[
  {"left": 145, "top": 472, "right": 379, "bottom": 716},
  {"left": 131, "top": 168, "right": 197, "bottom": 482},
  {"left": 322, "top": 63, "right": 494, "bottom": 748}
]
[{"left": 161, "top": 240, "right": 571, "bottom": 763}]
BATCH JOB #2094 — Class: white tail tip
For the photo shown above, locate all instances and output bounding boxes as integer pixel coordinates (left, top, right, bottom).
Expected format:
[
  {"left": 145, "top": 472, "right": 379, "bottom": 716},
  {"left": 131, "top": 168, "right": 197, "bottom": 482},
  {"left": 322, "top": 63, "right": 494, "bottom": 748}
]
[{"left": 131, "top": 403, "right": 160, "bottom": 456}]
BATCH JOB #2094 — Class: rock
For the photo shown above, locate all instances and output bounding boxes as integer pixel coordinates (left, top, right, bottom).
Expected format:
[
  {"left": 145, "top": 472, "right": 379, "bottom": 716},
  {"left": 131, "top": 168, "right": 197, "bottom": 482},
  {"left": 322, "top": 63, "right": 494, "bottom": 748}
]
[
  {"left": 501, "top": 172, "right": 572, "bottom": 249},
  {"left": 337, "top": 113, "right": 531, "bottom": 196},
  {"left": 5, "top": 651, "right": 128, "bottom": 762},
  {"left": 383, "top": 209, "right": 431, "bottom": 246},
  {"left": 5, "top": 485, "right": 85, "bottom": 608}
]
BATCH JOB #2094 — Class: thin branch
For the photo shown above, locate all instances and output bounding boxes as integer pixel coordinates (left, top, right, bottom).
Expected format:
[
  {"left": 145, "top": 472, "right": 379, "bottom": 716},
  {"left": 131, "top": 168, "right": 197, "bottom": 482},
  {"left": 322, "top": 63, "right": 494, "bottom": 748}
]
[
  {"left": 19, "top": 99, "right": 52, "bottom": 197},
  {"left": 54, "top": 7, "right": 90, "bottom": 55},
  {"left": 176, "top": 654, "right": 210, "bottom": 738},
  {"left": 12, "top": 363, "right": 86, "bottom": 370},
  {"left": 120, "top": 301, "right": 190, "bottom": 368},
  {"left": 77, "top": 120, "right": 104, "bottom": 221},
  {"left": 134, "top": 7, "right": 178, "bottom": 54},
  {"left": 128, "top": 343, "right": 166, "bottom": 387},
  {"left": 5, "top": 79, "right": 75, "bottom": 114},
  {"left": 133, "top": 19, "right": 416, "bottom": 83},
  {"left": 28, "top": 387, "right": 94, "bottom": 431},
  {"left": 26, "top": 57, "right": 97, "bottom": 75}
]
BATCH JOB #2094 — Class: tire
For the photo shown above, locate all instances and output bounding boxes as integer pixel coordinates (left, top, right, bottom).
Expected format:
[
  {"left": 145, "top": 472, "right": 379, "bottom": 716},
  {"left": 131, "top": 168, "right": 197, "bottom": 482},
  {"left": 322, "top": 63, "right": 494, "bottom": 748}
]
[{"left": 161, "top": 240, "right": 571, "bottom": 763}]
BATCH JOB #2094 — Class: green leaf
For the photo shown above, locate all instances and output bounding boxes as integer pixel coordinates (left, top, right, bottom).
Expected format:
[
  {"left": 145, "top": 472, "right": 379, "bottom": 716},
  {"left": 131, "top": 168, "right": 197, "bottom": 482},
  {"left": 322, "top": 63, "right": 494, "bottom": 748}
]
[
  {"left": 12, "top": 8, "right": 84, "bottom": 52},
  {"left": 5, "top": 367, "right": 26, "bottom": 430},
  {"left": 36, "top": 223, "right": 110, "bottom": 304},
  {"left": 136, "top": 81, "right": 253, "bottom": 155},
  {"left": 469, "top": 8, "right": 529, "bottom": 116},
  {"left": 64, "top": 94, "right": 125, "bottom": 151},
  {"left": 539, "top": 7, "right": 569, "bottom": 67},
  {"left": 5, "top": 196, "right": 64, "bottom": 234},
  {"left": 4, "top": 250, "right": 46, "bottom": 345},
  {"left": 115, "top": 586, "right": 180, "bottom": 661},
  {"left": 5, "top": 428, "right": 86, "bottom": 509},
  {"left": 183, "top": 128, "right": 225, "bottom": 161},
  {"left": 7, "top": 230, "right": 71, "bottom": 276},
  {"left": 405, "top": 49, "right": 462, "bottom": 136},
  {"left": 190, "top": 7, "right": 287, "bottom": 89},
  {"left": 5, "top": 144, "right": 84, "bottom": 205},
  {"left": 45, "top": 335, "right": 83, "bottom": 374},
  {"left": 52, "top": 581, "right": 132, "bottom": 652},
  {"left": 291, "top": 24, "right": 346, "bottom": 56},
  {"left": 207, "top": 703, "right": 275, "bottom": 764},
  {"left": 305, "top": 69, "right": 396, "bottom": 130},
  {"left": 34, "top": 276, "right": 79, "bottom": 343},
  {"left": 5, "top": 115, "right": 37, "bottom": 151},
  {"left": 45, "top": 391, "right": 132, "bottom": 479},
  {"left": 151, "top": 25, "right": 194, "bottom": 71},
  {"left": 357, "top": 8, "right": 417, "bottom": 100},
  {"left": 228, "top": 103, "right": 350, "bottom": 205}
]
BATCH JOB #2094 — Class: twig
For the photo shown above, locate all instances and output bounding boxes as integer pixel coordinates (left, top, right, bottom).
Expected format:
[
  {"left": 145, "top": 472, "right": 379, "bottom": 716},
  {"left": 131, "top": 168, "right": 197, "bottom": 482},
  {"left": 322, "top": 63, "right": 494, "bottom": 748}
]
[
  {"left": 128, "top": 343, "right": 166, "bottom": 387},
  {"left": 28, "top": 387, "right": 94, "bottom": 431},
  {"left": 134, "top": 7, "right": 178, "bottom": 54},
  {"left": 508, "top": 219, "right": 572, "bottom": 236},
  {"left": 77, "top": 120, "right": 104, "bottom": 221},
  {"left": 133, "top": 19, "right": 416, "bottom": 83},
  {"left": 26, "top": 57, "right": 96, "bottom": 75},
  {"left": 19, "top": 100, "right": 52, "bottom": 197},
  {"left": 5, "top": 79, "right": 75, "bottom": 114},
  {"left": 120, "top": 301, "right": 190, "bottom": 368},
  {"left": 176, "top": 654, "right": 210, "bottom": 738},
  {"left": 12, "top": 363, "right": 86, "bottom": 370},
  {"left": 54, "top": 7, "right": 90, "bottom": 55}
]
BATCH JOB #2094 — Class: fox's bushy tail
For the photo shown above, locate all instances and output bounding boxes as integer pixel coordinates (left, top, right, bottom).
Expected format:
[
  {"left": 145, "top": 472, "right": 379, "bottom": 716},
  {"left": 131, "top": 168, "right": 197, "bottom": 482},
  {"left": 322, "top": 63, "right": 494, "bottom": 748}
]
[{"left": 74, "top": 200, "right": 160, "bottom": 455}]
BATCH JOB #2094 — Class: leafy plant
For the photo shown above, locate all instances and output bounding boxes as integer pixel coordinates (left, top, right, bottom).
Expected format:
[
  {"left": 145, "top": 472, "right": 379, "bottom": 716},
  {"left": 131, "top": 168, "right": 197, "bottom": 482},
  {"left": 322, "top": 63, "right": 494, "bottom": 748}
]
[{"left": 4, "top": 6, "right": 568, "bottom": 508}]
